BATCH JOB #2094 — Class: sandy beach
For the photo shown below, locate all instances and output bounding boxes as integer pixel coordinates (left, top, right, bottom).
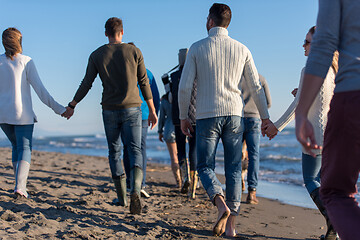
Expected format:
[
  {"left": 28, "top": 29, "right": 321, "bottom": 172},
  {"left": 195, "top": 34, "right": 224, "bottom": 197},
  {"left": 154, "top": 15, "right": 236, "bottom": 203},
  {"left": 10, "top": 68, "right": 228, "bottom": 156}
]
[{"left": 0, "top": 147, "right": 328, "bottom": 239}]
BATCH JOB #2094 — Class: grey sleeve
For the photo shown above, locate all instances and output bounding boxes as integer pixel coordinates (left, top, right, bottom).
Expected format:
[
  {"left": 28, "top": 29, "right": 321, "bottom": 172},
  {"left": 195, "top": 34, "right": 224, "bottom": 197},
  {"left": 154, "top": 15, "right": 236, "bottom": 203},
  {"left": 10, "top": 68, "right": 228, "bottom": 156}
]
[
  {"left": 305, "top": 0, "right": 340, "bottom": 78},
  {"left": 260, "top": 75, "right": 272, "bottom": 109}
]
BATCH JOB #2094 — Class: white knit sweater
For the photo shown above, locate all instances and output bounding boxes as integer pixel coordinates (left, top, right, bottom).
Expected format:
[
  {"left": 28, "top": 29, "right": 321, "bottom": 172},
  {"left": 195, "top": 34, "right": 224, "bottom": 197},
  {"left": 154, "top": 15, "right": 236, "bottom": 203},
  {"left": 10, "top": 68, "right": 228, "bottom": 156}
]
[
  {"left": 178, "top": 27, "right": 269, "bottom": 120},
  {"left": 274, "top": 67, "right": 335, "bottom": 155},
  {"left": 0, "top": 54, "right": 65, "bottom": 125}
]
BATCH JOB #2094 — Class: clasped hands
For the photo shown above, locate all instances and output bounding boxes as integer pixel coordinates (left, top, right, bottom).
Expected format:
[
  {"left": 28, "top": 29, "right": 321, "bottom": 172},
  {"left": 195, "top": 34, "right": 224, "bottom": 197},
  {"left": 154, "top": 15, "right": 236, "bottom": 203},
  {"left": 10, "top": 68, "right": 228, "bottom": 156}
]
[
  {"left": 61, "top": 106, "right": 74, "bottom": 120},
  {"left": 261, "top": 118, "right": 278, "bottom": 140}
]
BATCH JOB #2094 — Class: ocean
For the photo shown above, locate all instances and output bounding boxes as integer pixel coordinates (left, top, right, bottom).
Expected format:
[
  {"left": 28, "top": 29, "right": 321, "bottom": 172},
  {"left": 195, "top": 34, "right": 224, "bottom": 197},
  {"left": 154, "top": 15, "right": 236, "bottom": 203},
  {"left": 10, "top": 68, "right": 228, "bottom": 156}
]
[{"left": 1, "top": 127, "right": 359, "bottom": 209}]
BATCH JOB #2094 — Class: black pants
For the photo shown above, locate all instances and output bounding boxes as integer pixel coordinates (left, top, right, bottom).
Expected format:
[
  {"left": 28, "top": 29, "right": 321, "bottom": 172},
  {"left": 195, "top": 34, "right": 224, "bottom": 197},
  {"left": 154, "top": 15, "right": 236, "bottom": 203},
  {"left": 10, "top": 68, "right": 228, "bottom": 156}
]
[{"left": 174, "top": 125, "right": 197, "bottom": 171}]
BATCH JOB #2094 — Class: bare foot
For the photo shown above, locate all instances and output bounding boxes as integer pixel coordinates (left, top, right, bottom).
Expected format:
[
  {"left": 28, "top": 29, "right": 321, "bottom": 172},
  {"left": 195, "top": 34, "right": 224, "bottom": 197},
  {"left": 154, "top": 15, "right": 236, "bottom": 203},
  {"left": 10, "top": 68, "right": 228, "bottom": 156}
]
[
  {"left": 213, "top": 195, "right": 230, "bottom": 236},
  {"left": 225, "top": 215, "right": 237, "bottom": 237}
]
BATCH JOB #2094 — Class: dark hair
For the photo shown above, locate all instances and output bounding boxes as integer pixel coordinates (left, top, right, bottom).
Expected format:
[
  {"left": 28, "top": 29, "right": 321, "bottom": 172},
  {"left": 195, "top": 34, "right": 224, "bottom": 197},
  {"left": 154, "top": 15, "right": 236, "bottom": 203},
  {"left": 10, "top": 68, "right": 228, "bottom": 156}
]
[
  {"left": 307, "top": 25, "right": 338, "bottom": 74},
  {"left": 105, "top": 17, "right": 123, "bottom": 37},
  {"left": 2, "top": 27, "right": 22, "bottom": 60},
  {"left": 309, "top": 26, "right": 316, "bottom": 35},
  {"left": 209, "top": 3, "right": 232, "bottom": 28}
]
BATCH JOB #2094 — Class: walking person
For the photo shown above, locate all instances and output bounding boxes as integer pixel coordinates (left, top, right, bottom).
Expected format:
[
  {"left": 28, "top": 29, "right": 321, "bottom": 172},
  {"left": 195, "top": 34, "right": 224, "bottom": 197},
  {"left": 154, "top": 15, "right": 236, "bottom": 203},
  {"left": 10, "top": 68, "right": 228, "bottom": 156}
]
[
  {"left": 0, "top": 27, "right": 66, "bottom": 198},
  {"left": 158, "top": 90, "right": 181, "bottom": 189},
  {"left": 241, "top": 74, "right": 272, "bottom": 205},
  {"left": 64, "top": 17, "right": 158, "bottom": 215},
  {"left": 265, "top": 26, "right": 339, "bottom": 240},
  {"left": 295, "top": 1, "right": 360, "bottom": 239},
  {"left": 178, "top": 3, "right": 275, "bottom": 237},
  {"left": 122, "top": 43, "right": 160, "bottom": 198},
  {"left": 169, "top": 48, "right": 198, "bottom": 197}
]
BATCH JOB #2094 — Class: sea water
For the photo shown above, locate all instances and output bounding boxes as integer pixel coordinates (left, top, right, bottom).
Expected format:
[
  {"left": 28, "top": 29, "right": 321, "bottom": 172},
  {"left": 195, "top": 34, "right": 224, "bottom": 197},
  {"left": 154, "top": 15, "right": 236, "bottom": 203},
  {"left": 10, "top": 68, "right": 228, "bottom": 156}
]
[{"left": 1, "top": 128, "right": 358, "bottom": 209}]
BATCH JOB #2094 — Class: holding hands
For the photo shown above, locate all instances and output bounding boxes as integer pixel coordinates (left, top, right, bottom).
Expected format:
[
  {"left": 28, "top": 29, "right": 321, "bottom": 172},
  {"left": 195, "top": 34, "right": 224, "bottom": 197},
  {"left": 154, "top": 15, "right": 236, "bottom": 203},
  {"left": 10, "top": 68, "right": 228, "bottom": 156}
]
[
  {"left": 61, "top": 101, "right": 76, "bottom": 120},
  {"left": 261, "top": 118, "right": 278, "bottom": 140}
]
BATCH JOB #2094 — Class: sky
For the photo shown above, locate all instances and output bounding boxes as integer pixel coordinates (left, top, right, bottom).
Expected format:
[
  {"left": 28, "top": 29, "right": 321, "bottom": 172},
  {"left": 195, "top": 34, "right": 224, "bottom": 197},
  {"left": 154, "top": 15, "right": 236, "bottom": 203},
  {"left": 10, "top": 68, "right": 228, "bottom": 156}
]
[{"left": 0, "top": 0, "right": 319, "bottom": 137}]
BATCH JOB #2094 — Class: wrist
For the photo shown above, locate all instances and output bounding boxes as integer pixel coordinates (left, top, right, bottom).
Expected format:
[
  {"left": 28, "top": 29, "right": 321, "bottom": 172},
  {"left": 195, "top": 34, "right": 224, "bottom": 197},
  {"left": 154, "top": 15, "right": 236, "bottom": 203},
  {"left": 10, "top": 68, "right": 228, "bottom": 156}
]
[{"left": 68, "top": 102, "right": 75, "bottom": 109}]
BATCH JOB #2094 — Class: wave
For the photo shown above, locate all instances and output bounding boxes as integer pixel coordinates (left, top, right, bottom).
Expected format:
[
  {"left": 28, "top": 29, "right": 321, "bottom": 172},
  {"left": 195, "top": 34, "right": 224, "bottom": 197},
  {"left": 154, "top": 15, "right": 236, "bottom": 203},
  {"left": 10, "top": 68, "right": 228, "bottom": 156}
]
[{"left": 262, "top": 154, "right": 301, "bottom": 161}]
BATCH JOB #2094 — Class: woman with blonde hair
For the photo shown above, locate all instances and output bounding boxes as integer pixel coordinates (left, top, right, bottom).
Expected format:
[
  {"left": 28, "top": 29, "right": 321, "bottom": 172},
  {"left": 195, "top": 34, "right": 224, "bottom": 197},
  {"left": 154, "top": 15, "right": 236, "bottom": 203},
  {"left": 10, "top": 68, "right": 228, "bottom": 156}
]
[
  {"left": 0, "top": 28, "right": 66, "bottom": 198},
  {"left": 264, "top": 26, "right": 339, "bottom": 240}
]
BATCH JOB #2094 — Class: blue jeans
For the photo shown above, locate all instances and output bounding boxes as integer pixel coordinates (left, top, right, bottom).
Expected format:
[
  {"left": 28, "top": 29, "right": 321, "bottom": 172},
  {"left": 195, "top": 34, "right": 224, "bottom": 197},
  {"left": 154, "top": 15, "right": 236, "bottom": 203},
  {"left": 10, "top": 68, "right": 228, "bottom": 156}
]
[
  {"left": 242, "top": 117, "right": 261, "bottom": 190},
  {"left": 124, "top": 120, "right": 148, "bottom": 187},
  {"left": 0, "top": 124, "right": 34, "bottom": 164},
  {"left": 196, "top": 116, "right": 244, "bottom": 215},
  {"left": 102, "top": 108, "right": 142, "bottom": 178},
  {"left": 302, "top": 153, "right": 321, "bottom": 194}
]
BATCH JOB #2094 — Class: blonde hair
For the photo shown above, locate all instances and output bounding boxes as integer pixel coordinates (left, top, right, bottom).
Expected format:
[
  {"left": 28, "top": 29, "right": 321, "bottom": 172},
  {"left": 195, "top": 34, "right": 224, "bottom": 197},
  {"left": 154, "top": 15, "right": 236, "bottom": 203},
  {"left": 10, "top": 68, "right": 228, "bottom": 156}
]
[{"left": 2, "top": 28, "right": 22, "bottom": 60}]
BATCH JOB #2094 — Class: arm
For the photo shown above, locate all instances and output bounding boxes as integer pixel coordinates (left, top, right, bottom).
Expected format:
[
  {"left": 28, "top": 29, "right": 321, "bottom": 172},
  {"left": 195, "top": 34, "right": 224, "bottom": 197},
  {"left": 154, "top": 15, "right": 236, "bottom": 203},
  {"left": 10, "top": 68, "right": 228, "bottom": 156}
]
[
  {"left": 260, "top": 75, "right": 272, "bottom": 109},
  {"left": 157, "top": 101, "right": 165, "bottom": 134},
  {"left": 73, "top": 55, "right": 98, "bottom": 104},
  {"left": 295, "top": 0, "right": 340, "bottom": 156},
  {"left": 242, "top": 51, "right": 274, "bottom": 136},
  {"left": 243, "top": 53, "right": 270, "bottom": 120},
  {"left": 150, "top": 76, "right": 160, "bottom": 115},
  {"left": 273, "top": 69, "right": 305, "bottom": 132},
  {"left": 26, "top": 60, "right": 66, "bottom": 115},
  {"left": 64, "top": 55, "right": 98, "bottom": 119},
  {"left": 137, "top": 51, "right": 153, "bottom": 102},
  {"left": 178, "top": 46, "right": 196, "bottom": 137}
]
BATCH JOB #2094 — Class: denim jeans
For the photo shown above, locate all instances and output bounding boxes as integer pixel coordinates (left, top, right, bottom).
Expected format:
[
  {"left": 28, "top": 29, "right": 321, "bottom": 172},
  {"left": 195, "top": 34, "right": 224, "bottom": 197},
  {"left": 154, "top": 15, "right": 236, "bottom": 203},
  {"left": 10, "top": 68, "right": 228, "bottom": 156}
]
[
  {"left": 175, "top": 125, "right": 197, "bottom": 171},
  {"left": 102, "top": 108, "right": 142, "bottom": 178},
  {"left": 302, "top": 153, "right": 321, "bottom": 194},
  {"left": 242, "top": 117, "right": 261, "bottom": 190},
  {"left": 0, "top": 124, "right": 34, "bottom": 164},
  {"left": 196, "top": 116, "right": 244, "bottom": 215},
  {"left": 124, "top": 120, "right": 148, "bottom": 187}
]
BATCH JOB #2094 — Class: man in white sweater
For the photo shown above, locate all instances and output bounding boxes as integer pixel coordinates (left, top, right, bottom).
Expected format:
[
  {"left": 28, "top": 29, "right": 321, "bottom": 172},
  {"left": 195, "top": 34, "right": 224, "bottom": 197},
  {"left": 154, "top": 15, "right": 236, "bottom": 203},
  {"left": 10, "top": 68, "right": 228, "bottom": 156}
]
[{"left": 178, "top": 3, "right": 275, "bottom": 237}]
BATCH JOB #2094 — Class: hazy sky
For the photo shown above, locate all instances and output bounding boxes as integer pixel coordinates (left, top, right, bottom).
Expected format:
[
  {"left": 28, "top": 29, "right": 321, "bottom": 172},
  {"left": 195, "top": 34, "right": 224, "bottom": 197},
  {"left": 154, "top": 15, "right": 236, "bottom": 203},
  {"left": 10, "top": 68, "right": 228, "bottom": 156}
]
[{"left": 0, "top": 0, "right": 318, "bottom": 137}]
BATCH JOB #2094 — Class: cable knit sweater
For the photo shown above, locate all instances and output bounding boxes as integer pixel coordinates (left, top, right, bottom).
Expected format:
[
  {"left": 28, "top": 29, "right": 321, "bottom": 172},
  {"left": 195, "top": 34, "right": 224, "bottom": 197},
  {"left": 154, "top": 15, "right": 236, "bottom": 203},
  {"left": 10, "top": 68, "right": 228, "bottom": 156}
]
[
  {"left": 0, "top": 54, "right": 65, "bottom": 125},
  {"left": 274, "top": 67, "right": 335, "bottom": 155},
  {"left": 178, "top": 27, "right": 269, "bottom": 120}
]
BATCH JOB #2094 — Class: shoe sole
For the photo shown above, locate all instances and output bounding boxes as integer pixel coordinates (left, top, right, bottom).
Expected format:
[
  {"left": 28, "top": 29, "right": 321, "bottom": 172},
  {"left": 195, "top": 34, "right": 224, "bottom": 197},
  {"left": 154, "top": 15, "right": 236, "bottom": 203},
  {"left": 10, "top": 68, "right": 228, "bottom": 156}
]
[{"left": 130, "top": 192, "right": 142, "bottom": 215}]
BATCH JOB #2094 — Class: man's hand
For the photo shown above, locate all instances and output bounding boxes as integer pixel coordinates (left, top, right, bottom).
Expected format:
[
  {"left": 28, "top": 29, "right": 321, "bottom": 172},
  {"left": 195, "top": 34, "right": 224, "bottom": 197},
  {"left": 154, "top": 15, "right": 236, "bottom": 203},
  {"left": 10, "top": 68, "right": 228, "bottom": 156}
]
[
  {"left": 295, "top": 114, "right": 321, "bottom": 157},
  {"left": 180, "top": 118, "right": 194, "bottom": 137},
  {"left": 158, "top": 133, "right": 164, "bottom": 142},
  {"left": 264, "top": 123, "right": 278, "bottom": 140},
  {"left": 261, "top": 118, "right": 277, "bottom": 140},
  {"left": 148, "top": 111, "right": 158, "bottom": 130},
  {"left": 61, "top": 107, "right": 74, "bottom": 120}
]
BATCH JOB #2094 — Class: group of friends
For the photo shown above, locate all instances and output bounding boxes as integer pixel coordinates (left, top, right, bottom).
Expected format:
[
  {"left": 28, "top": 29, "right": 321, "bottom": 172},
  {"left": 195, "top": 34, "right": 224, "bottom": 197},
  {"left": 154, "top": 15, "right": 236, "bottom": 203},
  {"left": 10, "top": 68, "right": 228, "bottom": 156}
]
[{"left": 0, "top": 1, "right": 359, "bottom": 239}]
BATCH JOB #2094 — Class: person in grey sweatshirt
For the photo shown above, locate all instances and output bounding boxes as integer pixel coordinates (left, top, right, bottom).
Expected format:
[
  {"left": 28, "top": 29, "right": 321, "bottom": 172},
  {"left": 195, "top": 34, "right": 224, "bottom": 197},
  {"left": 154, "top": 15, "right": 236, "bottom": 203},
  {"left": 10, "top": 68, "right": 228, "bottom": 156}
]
[
  {"left": 240, "top": 74, "right": 271, "bottom": 205},
  {"left": 295, "top": 0, "right": 360, "bottom": 239}
]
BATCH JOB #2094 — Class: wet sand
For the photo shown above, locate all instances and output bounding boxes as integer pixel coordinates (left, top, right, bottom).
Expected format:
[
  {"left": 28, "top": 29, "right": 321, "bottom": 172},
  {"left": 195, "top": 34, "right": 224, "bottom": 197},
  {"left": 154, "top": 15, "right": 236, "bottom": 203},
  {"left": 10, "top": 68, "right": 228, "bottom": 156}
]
[{"left": 0, "top": 148, "right": 327, "bottom": 239}]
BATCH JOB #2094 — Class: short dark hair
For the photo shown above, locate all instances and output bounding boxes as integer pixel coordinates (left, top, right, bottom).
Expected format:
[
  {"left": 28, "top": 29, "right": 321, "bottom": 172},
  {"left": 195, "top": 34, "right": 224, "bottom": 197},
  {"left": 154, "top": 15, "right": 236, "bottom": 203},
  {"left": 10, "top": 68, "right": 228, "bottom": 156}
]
[
  {"left": 209, "top": 3, "right": 232, "bottom": 28},
  {"left": 105, "top": 17, "right": 123, "bottom": 37},
  {"left": 309, "top": 26, "right": 316, "bottom": 35}
]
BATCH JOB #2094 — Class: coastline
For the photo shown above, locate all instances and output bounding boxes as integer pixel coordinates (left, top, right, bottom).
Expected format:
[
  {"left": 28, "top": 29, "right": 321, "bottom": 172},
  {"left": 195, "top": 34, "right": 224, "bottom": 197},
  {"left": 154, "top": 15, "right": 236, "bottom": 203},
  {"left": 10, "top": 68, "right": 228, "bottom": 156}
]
[{"left": 0, "top": 148, "right": 327, "bottom": 239}]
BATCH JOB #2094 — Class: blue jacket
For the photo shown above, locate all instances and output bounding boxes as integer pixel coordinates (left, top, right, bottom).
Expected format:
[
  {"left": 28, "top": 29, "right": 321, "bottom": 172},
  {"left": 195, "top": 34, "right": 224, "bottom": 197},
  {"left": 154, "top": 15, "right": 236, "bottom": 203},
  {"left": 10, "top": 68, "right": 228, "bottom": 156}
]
[{"left": 138, "top": 69, "right": 160, "bottom": 120}]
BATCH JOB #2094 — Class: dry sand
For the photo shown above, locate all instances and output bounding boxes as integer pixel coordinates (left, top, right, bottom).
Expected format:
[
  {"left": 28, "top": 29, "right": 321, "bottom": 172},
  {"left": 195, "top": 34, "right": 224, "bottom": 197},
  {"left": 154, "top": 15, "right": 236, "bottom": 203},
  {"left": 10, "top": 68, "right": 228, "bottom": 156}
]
[{"left": 0, "top": 147, "right": 328, "bottom": 239}]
